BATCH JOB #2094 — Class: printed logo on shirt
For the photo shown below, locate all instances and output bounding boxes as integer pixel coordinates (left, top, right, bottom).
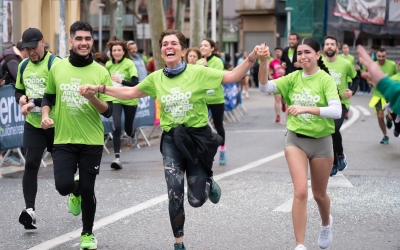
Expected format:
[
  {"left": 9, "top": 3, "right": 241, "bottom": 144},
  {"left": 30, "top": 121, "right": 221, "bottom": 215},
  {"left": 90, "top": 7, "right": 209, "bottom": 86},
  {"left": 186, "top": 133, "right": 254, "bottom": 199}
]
[
  {"left": 292, "top": 88, "right": 320, "bottom": 119},
  {"left": 60, "top": 78, "right": 89, "bottom": 112},
  {"left": 160, "top": 86, "right": 194, "bottom": 120},
  {"left": 24, "top": 72, "right": 47, "bottom": 98},
  {"left": 328, "top": 69, "right": 342, "bottom": 86},
  {"left": 94, "top": 165, "right": 100, "bottom": 170},
  {"left": 206, "top": 89, "right": 215, "bottom": 96},
  {"left": 111, "top": 70, "right": 125, "bottom": 87}
]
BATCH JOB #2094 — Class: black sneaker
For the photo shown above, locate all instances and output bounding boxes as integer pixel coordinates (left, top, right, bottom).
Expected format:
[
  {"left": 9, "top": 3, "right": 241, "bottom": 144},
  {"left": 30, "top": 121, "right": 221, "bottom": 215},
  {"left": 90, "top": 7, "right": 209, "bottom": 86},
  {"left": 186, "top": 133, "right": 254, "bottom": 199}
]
[
  {"left": 330, "top": 165, "right": 338, "bottom": 177},
  {"left": 386, "top": 115, "right": 393, "bottom": 129},
  {"left": 111, "top": 158, "right": 123, "bottom": 170},
  {"left": 19, "top": 208, "right": 37, "bottom": 230},
  {"left": 208, "top": 177, "right": 221, "bottom": 204},
  {"left": 174, "top": 242, "right": 186, "bottom": 250}
]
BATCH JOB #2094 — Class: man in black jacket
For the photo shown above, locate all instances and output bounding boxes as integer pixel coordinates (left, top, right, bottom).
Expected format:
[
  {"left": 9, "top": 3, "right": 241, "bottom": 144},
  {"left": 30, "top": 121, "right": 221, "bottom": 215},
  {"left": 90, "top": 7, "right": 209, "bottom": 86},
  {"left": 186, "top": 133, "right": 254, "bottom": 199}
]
[{"left": 280, "top": 33, "right": 302, "bottom": 75}]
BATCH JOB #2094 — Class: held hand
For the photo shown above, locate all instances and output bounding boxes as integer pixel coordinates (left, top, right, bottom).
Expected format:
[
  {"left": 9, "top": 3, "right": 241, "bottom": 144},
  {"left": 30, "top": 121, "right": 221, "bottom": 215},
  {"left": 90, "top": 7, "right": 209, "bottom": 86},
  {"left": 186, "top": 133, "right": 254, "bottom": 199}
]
[
  {"left": 79, "top": 84, "right": 97, "bottom": 97},
  {"left": 254, "top": 43, "right": 269, "bottom": 62},
  {"left": 287, "top": 105, "right": 308, "bottom": 117},
  {"left": 281, "top": 62, "right": 287, "bottom": 69},
  {"left": 41, "top": 117, "right": 54, "bottom": 130},
  {"left": 20, "top": 102, "right": 35, "bottom": 116},
  {"left": 19, "top": 95, "right": 30, "bottom": 106},
  {"left": 343, "top": 89, "right": 353, "bottom": 99}
]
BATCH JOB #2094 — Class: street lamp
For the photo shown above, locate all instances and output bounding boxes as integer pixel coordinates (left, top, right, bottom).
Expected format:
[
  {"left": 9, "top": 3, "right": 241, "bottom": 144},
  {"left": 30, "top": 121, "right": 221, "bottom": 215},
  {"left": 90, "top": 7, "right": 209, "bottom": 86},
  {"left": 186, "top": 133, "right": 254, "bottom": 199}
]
[
  {"left": 97, "top": 3, "right": 105, "bottom": 52},
  {"left": 285, "top": 7, "right": 293, "bottom": 47}
]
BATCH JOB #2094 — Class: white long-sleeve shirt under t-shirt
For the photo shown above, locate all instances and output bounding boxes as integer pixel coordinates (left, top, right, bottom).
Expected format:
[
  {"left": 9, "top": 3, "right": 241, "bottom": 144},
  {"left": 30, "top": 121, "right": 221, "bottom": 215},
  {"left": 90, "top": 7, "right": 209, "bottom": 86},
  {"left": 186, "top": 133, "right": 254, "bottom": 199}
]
[{"left": 259, "top": 70, "right": 342, "bottom": 119}]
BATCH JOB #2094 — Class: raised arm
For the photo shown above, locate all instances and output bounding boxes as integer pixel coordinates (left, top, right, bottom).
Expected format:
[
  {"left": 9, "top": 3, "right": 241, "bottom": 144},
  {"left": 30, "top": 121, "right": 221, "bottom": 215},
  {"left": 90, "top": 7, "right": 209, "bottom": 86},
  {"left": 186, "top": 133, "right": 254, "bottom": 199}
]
[{"left": 79, "top": 84, "right": 148, "bottom": 100}]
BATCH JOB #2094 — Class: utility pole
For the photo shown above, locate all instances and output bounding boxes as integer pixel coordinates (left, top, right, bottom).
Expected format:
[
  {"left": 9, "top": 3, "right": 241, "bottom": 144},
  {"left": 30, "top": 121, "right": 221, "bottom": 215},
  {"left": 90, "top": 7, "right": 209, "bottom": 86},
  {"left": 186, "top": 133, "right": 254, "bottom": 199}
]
[
  {"left": 0, "top": 0, "right": 3, "bottom": 55},
  {"left": 211, "top": 0, "right": 216, "bottom": 41},
  {"left": 285, "top": 7, "right": 293, "bottom": 48},
  {"left": 98, "top": 3, "right": 105, "bottom": 52},
  {"left": 117, "top": 1, "right": 123, "bottom": 41},
  {"left": 59, "top": 0, "right": 67, "bottom": 57},
  {"left": 218, "top": 0, "right": 223, "bottom": 52}
]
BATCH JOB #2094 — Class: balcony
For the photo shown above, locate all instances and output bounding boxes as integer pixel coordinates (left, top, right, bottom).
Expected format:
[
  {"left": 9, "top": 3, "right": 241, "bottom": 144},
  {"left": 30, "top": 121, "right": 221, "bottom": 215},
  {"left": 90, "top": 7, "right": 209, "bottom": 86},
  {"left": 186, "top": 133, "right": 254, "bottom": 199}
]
[{"left": 235, "top": 0, "right": 275, "bottom": 15}]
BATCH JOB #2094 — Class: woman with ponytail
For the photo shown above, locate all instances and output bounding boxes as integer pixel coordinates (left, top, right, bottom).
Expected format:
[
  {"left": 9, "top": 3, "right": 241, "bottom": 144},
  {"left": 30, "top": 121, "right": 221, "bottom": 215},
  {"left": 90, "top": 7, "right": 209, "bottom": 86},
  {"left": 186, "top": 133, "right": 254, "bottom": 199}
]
[{"left": 257, "top": 37, "right": 341, "bottom": 250}]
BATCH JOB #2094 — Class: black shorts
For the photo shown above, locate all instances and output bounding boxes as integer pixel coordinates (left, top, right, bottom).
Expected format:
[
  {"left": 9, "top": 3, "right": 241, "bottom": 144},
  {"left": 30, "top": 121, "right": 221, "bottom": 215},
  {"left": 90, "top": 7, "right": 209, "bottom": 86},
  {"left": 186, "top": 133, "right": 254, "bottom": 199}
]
[
  {"left": 23, "top": 122, "right": 55, "bottom": 153},
  {"left": 52, "top": 144, "right": 103, "bottom": 175}
]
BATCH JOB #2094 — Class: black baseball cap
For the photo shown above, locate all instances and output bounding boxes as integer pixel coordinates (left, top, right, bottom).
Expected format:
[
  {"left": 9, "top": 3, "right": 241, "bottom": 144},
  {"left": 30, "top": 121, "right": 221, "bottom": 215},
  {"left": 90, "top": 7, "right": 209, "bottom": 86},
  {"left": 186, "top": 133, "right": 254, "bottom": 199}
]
[{"left": 21, "top": 28, "right": 43, "bottom": 48}]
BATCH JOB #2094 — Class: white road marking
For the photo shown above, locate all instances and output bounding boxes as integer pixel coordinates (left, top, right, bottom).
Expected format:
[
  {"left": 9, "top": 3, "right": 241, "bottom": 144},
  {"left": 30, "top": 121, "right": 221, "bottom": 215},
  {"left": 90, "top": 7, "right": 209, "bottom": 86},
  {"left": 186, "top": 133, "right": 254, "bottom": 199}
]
[
  {"left": 28, "top": 107, "right": 363, "bottom": 249},
  {"left": 355, "top": 105, "right": 371, "bottom": 116},
  {"left": 227, "top": 129, "right": 287, "bottom": 133}
]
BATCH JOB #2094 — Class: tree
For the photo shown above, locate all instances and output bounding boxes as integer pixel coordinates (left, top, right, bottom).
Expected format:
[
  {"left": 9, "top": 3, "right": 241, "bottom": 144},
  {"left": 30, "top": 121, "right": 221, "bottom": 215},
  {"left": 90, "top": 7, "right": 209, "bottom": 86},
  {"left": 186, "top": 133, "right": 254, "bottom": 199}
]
[
  {"left": 147, "top": 0, "right": 166, "bottom": 70},
  {"left": 190, "top": 0, "right": 204, "bottom": 48},
  {"left": 174, "top": 0, "right": 186, "bottom": 32},
  {"left": 80, "top": 0, "right": 92, "bottom": 23}
]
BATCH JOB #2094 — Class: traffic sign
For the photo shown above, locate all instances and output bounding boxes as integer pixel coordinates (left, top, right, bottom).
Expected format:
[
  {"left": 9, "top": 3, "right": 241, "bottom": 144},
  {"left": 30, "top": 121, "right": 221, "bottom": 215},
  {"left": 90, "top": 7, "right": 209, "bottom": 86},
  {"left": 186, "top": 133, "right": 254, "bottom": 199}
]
[{"left": 353, "top": 29, "right": 361, "bottom": 40}]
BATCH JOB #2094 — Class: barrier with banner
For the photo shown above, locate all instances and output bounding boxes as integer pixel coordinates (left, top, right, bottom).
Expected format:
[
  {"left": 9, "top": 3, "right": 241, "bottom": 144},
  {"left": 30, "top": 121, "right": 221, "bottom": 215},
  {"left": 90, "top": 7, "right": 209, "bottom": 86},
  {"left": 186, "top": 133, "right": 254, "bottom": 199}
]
[{"left": 0, "top": 85, "right": 24, "bottom": 151}]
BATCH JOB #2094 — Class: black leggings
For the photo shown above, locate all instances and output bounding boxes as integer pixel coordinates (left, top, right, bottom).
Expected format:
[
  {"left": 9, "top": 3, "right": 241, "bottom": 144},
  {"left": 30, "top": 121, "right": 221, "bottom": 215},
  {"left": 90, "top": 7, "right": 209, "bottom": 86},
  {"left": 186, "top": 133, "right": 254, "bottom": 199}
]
[
  {"left": 332, "top": 104, "right": 348, "bottom": 165},
  {"left": 161, "top": 133, "right": 211, "bottom": 238},
  {"left": 52, "top": 144, "right": 102, "bottom": 234},
  {"left": 208, "top": 103, "right": 225, "bottom": 146},
  {"left": 23, "top": 147, "right": 47, "bottom": 210},
  {"left": 112, "top": 104, "right": 137, "bottom": 153}
]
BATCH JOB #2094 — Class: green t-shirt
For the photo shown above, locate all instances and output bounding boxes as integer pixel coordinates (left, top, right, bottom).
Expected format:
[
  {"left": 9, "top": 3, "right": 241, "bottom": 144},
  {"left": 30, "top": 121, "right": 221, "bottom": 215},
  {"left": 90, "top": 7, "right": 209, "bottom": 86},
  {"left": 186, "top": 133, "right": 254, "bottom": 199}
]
[
  {"left": 106, "top": 57, "right": 138, "bottom": 106},
  {"left": 391, "top": 73, "right": 400, "bottom": 81},
  {"left": 274, "top": 70, "right": 339, "bottom": 138},
  {"left": 339, "top": 54, "right": 355, "bottom": 66},
  {"left": 288, "top": 48, "right": 295, "bottom": 62},
  {"left": 46, "top": 58, "right": 115, "bottom": 145},
  {"left": 373, "top": 60, "right": 398, "bottom": 98},
  {"left": 323, "top": 56, "right": 357, "bottom": 109},
  {"left": 137, "top": 64, "right": 224, "bottom": 132},
  {"left": 197, "top": 55, "right": 224, "bottom": 104},
  {"left": 15, "top": 52, "right": 61, "bottom": 128}
]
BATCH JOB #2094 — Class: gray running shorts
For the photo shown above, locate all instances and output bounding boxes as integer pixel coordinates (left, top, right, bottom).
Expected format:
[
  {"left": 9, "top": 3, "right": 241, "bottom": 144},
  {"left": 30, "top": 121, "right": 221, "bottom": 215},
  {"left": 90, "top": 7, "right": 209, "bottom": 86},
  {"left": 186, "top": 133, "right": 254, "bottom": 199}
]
[{"left": 284, "top": 130, "right": 333, "bottom": 159}]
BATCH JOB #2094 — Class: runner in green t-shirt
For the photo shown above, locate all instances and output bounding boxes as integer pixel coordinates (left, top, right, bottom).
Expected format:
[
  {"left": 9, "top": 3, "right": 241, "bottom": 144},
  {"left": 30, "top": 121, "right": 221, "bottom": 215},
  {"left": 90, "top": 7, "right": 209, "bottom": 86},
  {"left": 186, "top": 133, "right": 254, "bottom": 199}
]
[
  {"left": 322, "top": 36, "right": 359, "bottom": 176},
  {"left": 197, "top": 38, "right": 228, "bottom": 165},
  {"left": 105, "top": 40, "right": 139, "bottom": 170},
  {"left": 41, "top": 21, "right": 114, "bottom": 250},
  {"left": 14, "top": 27, "right": 61, "bottom": 231},
  {"left": 368, "top": 48, "right": 398, "bottom": 145},
  {"left": 79, "top": 29, "right": 260, "bottom": 250},
  {"left": 257, "top": 38, "right": 341, "bottom": 250}
]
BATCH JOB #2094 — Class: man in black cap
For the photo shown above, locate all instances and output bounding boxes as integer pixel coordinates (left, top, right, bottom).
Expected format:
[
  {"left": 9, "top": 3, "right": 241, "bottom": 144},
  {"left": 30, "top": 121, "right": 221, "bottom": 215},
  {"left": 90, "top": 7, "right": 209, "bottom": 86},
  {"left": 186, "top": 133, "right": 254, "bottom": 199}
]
[{"left": 15, "top": 27, "right": 61, "bottom": 230}]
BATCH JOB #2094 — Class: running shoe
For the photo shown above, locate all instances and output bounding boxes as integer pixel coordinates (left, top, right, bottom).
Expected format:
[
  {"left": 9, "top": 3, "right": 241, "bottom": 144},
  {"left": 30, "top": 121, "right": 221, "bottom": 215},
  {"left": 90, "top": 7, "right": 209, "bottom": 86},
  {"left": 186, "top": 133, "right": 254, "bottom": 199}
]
[
  {"left": 18, "top": 208, "right": 37, "bottom": 230},
  {"left": 3, "top": 155, "right": 23, "bottom": 166},
  {"left": 174, "top": 242, "right": 186, "bottom": 250},
  {"left": 245, "top": 92, "right": 250, "bottom": 98},
  {"left": 111, "top": 158, "right": 123, "bottom": 170},
  {"left": 208, "top": 177, "right": 221, "bottom": 204},
  {"left": 337, "top": 154, "right": 348, "bottom": 171},
  {"left": 68, "top": 175, "right": 81, "bottom": 216},
  {"left": 276, "top": 115, "right": 280, "bottom": 123},
  {"left": 282, "top": 104, "right": 286, "bottom": 112},
  {"left": 318, "top": 215, "right": 333, "bottom": 249},
  {"left": 80, "top": 232, "right": 97, "bottom": 250},
  {"left": 294, "top": 244, "right": 307, "bottom": 250},
  {"left": 219, "top": 150, "right": 227, "bottom": 165},
  {"left": 386, "top": 115, "right": 393, "bottom": 129},
  {"left": 380, "top": 135, "right": 389, "bottom": 144},
  {"left": 394, "top": 130, "right": 399, "bottom": 138},
  {"left": 345, "top": 111, "right": 349, "bottom": 120},
  {"left": 330, "top": 165, "right": 338, "bottom": 177}
]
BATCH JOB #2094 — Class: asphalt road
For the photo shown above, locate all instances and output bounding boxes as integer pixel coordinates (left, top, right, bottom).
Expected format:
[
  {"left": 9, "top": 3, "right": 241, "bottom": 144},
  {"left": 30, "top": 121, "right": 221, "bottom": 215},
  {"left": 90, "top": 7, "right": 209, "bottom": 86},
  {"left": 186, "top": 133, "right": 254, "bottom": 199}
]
[{"left": 0, "top": 88, "right": 399, "bottom": 250}]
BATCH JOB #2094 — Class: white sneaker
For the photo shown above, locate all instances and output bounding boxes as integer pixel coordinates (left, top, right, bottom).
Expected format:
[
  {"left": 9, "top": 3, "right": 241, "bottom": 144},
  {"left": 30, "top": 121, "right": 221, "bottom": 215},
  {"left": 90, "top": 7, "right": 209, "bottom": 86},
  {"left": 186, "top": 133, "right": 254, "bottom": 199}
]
[
  {"left": 245, "top": 92, "right": 250, "bottom": 98},
  {"left": 19, "top": 208, "right": 37, "bottom": 229},
  {"left": 318, "top": 215, "right": 333, "bottom": 249},
  {"left": 111, "top": 158, "right": 123, "bottom": 170},
  {"left": 295, "top": 244, "right": 307, "bottom": 250}
]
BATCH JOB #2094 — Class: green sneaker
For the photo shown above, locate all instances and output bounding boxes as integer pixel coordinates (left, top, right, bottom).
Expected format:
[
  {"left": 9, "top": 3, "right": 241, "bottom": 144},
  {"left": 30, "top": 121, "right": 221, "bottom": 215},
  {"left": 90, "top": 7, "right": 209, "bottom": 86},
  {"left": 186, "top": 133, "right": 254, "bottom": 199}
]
[
  {"left": 174, "top": 242, "right": 186, "bottom": 250},
  {"left": 80, "top": 233, "right": 97, "bottom": 250},
  {"left": 208, "top": 177, "right": 221, "bottom": 204},
  {"left": 68, "top": 175, "right": 81, "bottom": 216}
]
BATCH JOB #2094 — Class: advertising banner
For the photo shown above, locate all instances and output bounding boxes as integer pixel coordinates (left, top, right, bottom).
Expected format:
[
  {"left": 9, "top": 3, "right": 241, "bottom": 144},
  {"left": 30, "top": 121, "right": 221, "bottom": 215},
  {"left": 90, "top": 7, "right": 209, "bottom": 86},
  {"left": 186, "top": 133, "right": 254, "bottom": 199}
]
[
  {"left": 388, "top": 0, "right": 400, "bottom": 21},
  {"left": 333, "top": 0, "right": 386, "bottom": 25},
  {"left": 0, "top": 85, "right": 24, "bottom": 151}
]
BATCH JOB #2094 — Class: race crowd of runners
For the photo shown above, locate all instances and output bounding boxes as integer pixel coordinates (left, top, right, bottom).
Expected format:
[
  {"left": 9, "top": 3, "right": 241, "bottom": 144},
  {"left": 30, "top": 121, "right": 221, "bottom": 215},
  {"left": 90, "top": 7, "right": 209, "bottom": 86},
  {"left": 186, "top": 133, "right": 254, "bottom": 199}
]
[{"left": 1, "top": 20, "right": 400, "bottom": 250}]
